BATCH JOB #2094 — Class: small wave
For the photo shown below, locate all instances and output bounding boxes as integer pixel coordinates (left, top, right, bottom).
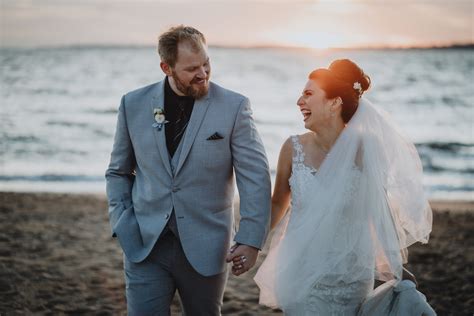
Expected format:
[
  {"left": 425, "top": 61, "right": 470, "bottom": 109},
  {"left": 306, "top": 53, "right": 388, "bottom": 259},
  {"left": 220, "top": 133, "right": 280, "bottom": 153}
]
[
  {"left": 416, "top": 142, "right": 473, "bottom": 153},
  {"left": 406, "top": 75, "right": 417, "bottom": 83},
  {"left": 255, "top": 118, "right": 295, "bottom": 126},
  {"left": 93, "top": 129, "right": 113, "bottom": 137},
  {"left": 28, "top": 88, "right": 69, "bottom": 95},
  {"left": 440, "top": 96, "right": 471, "bottom": 107},
  {"left": 46, "top": 121, "right": 89, "bottom": 128},
  {"left": 428, "top": 184, "right": 474, "bottom": 192},
  {"left": 4, "top": 135, "right": 42, "bottom": 143},
  {"left": 423, "top": 164, "right": 474, "bottom": 174},
  {"left": 9, "top": 148, "right": 88, "bottom": 156},
  {"left": 0, "top": 175, "right": 104, "bottom": 182},
  {"left": 87, "top": 108, "right": 118, "bottom": 114}
]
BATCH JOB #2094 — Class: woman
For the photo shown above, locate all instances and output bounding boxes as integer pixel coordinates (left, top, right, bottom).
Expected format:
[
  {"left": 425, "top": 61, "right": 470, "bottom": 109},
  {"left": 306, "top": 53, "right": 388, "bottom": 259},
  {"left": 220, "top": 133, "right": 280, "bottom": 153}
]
[{"left": 249, "top": 59, "right": 433, "bottom": 314}]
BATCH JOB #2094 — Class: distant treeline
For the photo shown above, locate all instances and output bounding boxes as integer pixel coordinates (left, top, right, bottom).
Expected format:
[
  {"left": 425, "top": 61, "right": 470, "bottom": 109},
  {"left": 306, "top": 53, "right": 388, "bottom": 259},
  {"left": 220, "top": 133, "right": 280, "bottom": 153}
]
[{"left": 417, "top": 43, "right": 474, "bottom": 50}]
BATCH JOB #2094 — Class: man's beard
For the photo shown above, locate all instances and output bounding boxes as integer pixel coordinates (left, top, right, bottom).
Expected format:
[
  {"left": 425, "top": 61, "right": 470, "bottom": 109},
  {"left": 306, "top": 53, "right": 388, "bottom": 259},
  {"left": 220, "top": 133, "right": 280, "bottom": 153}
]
[{"left": 171, "top": 71, "right": 210, "bottom": 99}]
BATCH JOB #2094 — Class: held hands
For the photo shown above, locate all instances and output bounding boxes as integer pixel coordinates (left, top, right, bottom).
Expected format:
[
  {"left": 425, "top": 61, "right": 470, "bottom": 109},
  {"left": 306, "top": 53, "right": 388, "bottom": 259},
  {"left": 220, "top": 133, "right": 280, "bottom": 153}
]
[{"left": 225, "top": 243, "right": 259, "bottom": 276}]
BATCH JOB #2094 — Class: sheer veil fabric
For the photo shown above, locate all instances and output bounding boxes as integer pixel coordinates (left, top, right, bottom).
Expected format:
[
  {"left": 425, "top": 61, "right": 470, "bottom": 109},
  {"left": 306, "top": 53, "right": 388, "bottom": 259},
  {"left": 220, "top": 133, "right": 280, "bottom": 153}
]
[{"left": 254, "top": 98, "right": 432, "bottom": 310}]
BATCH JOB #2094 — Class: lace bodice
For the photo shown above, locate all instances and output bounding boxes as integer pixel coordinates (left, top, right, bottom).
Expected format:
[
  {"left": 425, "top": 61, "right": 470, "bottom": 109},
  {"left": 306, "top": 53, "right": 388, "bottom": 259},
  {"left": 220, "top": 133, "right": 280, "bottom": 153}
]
[
  {"left": 289, "top": 135, "right": 319, "bottom": 211},
  {"left": 289, "top": 135, "right": 361, "bottom": 212}
]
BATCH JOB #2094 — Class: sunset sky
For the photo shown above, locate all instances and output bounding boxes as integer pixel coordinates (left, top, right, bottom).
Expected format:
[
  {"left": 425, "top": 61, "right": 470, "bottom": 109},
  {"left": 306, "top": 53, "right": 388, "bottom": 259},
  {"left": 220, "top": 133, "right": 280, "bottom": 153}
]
[{"left": 1, "top": 0, "right": 473, "bottom": 49}]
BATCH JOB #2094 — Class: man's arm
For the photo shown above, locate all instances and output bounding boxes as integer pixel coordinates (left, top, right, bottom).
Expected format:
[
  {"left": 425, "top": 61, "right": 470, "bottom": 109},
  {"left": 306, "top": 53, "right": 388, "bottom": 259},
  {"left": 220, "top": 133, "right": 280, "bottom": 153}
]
[
  {"left": 226, "top": 97, "right": 271, "bottom": 275},
  {"left": 105, "top": 96, "right": 136, "bottom": 237},
  {"left": 228, "top": 137, "right": 292, "bottom": 275}
]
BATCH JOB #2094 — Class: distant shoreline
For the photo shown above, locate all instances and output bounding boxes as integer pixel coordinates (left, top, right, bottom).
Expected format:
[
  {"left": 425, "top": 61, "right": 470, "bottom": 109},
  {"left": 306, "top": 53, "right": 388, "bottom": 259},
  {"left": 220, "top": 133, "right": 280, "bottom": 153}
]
[{"left": 1, "top": 43, "right": 473, "bottom": 51}]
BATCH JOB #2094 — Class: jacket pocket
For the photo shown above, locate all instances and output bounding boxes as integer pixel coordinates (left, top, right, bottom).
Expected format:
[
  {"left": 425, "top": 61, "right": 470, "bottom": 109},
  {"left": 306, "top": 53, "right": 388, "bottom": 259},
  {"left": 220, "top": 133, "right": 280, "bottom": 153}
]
[{"left": 112, "top": 204, "right": 134, "bottom": 237}]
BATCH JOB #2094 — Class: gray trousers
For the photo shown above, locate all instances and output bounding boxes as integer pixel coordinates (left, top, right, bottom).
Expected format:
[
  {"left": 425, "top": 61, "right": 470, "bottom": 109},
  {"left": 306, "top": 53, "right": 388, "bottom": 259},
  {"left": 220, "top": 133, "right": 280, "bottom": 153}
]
[{"left": 123, "top": 229, "right": 228, "bottom": 315}]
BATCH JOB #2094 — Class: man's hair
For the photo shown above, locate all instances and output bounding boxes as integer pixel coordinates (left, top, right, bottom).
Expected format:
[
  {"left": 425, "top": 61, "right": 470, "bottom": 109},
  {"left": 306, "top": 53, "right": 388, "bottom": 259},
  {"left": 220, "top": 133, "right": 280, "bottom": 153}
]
[{"left": 158, "top": 25, "right": 206, "bottom": 67}]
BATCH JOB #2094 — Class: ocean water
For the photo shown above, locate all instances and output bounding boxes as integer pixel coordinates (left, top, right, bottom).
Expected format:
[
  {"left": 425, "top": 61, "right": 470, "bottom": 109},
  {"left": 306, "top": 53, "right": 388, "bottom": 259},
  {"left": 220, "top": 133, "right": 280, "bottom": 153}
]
[{"left": 1, "top": 46, "right": 473, "bottom": 200}]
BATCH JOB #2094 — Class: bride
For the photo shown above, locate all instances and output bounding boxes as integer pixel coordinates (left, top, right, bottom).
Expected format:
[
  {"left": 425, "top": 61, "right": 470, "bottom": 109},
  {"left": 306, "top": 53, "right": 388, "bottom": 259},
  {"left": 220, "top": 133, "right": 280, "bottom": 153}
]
[{"left": 250, "top": 59, "right": 433, "bottom": 314}]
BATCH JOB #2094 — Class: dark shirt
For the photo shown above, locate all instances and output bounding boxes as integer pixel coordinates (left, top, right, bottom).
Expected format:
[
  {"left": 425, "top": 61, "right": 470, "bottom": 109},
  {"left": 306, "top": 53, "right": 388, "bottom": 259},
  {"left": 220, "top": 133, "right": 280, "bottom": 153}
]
[{"left": 164, "top": 76, "right": 195, "bottom": 158}]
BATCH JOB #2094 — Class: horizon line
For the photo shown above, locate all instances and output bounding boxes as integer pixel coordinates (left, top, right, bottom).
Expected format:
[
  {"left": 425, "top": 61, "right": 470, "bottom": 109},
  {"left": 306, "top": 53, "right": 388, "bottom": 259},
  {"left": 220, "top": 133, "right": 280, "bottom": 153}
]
[{"left": 1, "top": 42, "right": 473, "bottom": 51}]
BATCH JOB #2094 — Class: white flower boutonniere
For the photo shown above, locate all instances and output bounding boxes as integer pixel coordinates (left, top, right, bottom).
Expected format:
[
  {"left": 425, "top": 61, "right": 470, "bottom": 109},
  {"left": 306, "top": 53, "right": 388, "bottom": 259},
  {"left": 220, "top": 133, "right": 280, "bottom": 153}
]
[{"left": 152, "top": 107, "right": 169, "bottom": 131}]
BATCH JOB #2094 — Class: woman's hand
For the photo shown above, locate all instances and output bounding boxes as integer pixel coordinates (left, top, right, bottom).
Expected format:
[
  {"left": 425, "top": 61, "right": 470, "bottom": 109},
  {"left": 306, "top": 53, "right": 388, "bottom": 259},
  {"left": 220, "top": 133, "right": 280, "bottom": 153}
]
[{"left": 226, "top": 244, "right": 259, "bottom": 276}]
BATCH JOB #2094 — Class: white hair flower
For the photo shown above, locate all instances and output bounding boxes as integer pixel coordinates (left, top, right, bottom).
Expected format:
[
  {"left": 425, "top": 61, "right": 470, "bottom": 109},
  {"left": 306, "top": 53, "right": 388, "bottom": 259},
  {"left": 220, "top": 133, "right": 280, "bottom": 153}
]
[{"left": 353, "top": 82, "right": 362, "bottom": 92}]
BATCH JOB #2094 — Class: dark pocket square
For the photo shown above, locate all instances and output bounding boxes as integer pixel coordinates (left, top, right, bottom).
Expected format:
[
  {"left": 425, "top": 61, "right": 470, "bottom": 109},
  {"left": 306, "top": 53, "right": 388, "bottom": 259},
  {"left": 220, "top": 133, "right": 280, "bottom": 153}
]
[{"left": 207, "top": 132, "right": 224, "bottom": 140}]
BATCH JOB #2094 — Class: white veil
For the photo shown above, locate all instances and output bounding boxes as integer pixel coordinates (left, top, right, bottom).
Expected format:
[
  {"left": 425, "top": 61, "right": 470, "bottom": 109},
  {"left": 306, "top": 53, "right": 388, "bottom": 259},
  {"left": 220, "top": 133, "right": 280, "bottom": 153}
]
[{"left": 254, "top": 98, "right": 432, "bottom": 309}]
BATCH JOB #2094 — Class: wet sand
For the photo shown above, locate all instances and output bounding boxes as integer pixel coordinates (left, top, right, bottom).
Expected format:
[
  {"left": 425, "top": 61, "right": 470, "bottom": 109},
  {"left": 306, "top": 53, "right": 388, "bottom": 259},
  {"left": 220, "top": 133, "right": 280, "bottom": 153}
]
[{"left": 0, "top": 192, "right": 472, "bottom": 315}]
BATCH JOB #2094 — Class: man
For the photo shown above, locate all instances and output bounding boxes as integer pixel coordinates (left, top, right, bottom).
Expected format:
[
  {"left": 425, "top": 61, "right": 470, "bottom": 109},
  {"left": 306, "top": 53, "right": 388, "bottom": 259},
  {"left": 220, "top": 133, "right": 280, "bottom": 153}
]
[{"left": 105, "top": 25, "right": 271, "bottom": 315}]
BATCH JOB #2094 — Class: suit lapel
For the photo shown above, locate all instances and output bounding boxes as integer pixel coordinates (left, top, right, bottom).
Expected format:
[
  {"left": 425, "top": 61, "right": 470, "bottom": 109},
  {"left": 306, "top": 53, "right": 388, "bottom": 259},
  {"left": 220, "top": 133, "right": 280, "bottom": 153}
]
[
  {"left": 150, "top": 81, "right": 173, "bottom": 177},
  {"left": 175, "top": 93, "right": 211, "bottom": 175}
]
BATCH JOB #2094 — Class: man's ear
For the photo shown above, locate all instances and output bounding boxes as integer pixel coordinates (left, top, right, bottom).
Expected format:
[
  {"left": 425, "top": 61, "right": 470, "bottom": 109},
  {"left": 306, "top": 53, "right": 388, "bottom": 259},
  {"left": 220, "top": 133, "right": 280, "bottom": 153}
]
[{"left": 160, "top": 62, "right": 172, "bottom": 76}]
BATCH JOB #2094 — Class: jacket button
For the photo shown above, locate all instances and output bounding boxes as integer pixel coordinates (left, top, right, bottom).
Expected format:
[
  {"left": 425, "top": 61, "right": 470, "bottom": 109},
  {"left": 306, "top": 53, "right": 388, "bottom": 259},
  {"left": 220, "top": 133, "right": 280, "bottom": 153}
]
[
  {"left": 165, "top": 214, "right": 170, "bottom": 219},
  {"left": 172, "top": 187, "right": 180, "bottom": 193}
]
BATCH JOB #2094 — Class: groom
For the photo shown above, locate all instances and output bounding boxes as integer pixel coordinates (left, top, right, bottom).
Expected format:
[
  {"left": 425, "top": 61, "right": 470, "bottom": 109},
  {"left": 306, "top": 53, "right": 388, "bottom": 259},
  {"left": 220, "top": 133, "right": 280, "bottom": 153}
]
[{"left": 105, "top": 25, "right": 271, "bottom": 315}]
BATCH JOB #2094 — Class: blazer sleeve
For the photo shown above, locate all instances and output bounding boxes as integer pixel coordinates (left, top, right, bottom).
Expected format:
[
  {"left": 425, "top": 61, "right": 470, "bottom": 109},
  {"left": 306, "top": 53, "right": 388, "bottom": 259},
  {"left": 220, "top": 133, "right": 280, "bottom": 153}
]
[
  {"left": 105, "top": 96, "right": 136, "bottom": 237},
  {"left": 231, "top": 97, "right": 271, "bottom": 249}
]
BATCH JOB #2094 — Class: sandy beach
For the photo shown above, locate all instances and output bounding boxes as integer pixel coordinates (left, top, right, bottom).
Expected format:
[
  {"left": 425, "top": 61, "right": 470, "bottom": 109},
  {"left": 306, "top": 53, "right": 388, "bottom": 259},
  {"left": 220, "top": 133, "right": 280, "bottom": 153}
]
[{"left": 0, "top": 192, "right": 473, "bottom": 315}]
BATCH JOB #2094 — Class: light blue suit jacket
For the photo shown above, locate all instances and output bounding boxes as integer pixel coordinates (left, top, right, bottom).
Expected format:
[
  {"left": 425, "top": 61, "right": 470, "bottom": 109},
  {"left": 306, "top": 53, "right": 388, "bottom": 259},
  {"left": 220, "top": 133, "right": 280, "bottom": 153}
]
[{"left": 106, "top": 80, "right": 271, "bottom": 276}]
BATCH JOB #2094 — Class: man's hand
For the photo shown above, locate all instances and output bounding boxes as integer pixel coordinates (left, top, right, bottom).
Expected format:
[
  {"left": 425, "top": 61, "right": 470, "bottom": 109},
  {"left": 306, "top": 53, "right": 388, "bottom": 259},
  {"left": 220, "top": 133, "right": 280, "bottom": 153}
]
[{"left": 225, "top": 244, "right": 259, "bottom": 276}]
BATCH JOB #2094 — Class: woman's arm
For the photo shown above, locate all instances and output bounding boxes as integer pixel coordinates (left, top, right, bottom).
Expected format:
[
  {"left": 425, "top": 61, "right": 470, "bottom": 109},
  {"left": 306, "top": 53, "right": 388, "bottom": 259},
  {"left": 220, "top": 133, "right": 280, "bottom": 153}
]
[
  {"left": 402, "top": 266, "right": 418, "bottom": 286},
  {"left": 270, "top": 138, "right": 293, "bottom": 229}
]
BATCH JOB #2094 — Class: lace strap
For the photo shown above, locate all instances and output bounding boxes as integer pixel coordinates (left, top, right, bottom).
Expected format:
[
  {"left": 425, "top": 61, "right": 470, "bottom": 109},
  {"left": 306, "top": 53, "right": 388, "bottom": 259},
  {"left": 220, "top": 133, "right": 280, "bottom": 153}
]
[{"left": 291, "top": 135, "right": 305, "bottom": 164}]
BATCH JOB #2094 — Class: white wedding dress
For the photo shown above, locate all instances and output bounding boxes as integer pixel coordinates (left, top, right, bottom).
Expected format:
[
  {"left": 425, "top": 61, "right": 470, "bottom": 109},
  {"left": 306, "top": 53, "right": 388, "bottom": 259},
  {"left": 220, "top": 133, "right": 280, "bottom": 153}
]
[
  {"left": 254, "top": 98, "right": 433, "bottom": 315},
  {"left": 285, "top": 135, "right": 372, "bottom": 315}
]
